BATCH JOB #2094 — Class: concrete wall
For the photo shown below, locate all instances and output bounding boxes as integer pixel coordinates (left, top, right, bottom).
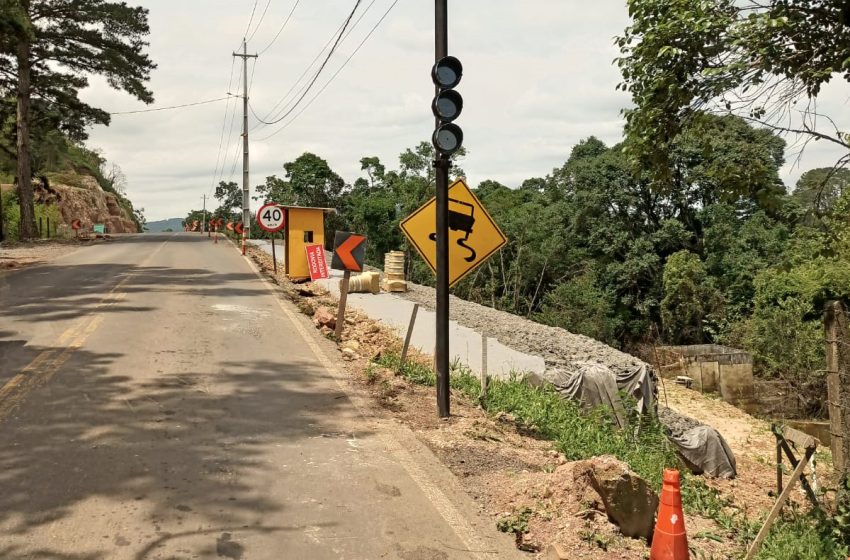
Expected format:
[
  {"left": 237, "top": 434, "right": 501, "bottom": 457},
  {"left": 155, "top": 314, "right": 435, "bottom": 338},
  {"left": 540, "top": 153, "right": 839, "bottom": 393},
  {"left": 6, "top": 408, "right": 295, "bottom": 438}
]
[{"left": 658, "top": 344, "right": 755, "bottom": 406}]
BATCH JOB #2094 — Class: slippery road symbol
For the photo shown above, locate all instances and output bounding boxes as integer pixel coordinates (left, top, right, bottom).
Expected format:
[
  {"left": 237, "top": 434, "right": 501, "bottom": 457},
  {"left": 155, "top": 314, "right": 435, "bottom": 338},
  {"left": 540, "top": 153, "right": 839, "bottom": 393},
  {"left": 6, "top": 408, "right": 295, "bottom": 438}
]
[{"left": 428, "top": 198, "right": 477, "bottom": 262}]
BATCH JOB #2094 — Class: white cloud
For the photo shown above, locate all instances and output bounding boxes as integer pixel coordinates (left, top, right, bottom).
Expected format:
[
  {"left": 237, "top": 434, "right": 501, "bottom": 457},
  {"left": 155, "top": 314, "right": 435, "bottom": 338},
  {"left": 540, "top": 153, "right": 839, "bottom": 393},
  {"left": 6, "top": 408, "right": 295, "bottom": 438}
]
[{"left": 81, "top": 0, "right": 848, "bottom": 220}]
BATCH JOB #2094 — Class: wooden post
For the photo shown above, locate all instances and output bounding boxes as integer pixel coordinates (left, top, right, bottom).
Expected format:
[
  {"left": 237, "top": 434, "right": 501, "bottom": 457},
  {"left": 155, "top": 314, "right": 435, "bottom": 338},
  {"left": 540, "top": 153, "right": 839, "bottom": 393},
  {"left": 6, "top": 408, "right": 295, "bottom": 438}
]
[
  {"left": 745, "top": 447, "right": 815, "bottom": 560},
  {"left": 334, "top": 270, "right": 351, "bottom": 339},
  {"left": 480, "top": 335, "right": 489, "bottom": 405},
  {"left": 399, "top": 303, "right": 419, "bottom": 371},
  {"left": 271, "top": 234, "right": 277, "bottom": 274},
  {"left": 825, "top": 301, "right": 848, "bottom": 474},
  {"left": 46, "top": 216, "right": 50, "bottom": 239},
  {"left": 776, "top": 437, "right": 783, "bottom": 496}
]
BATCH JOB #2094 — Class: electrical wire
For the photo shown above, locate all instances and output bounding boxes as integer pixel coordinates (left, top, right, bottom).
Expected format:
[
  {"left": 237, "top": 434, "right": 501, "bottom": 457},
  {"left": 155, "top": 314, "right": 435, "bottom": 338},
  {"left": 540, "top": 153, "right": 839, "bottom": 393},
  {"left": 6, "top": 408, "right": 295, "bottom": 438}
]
[
  {"left": 249, "top": 0, "right": 377, "bottom": 131},
  {"left": 242, "top": 0, "right": 260, "bottom": 42},
  {"left": 257, "top": 0, "right": 300, "bottom": 56},
  {"left": 208, "top": 58, "right": 239, "bottom": 198},
  {"left": 109, "top": 96, "right": 233, "bottom": 115},
  {"left": 251, "top": 0, "right": 363, "bottom": 126},
  {"left": 220, "top": 65, "right": 245, "bottom": 186},
  {"left": 246, "top": 0, "right": 273, "bottom": 43},
  {"left": 256, "top": 0, "right": 400, "bottom": 141}
]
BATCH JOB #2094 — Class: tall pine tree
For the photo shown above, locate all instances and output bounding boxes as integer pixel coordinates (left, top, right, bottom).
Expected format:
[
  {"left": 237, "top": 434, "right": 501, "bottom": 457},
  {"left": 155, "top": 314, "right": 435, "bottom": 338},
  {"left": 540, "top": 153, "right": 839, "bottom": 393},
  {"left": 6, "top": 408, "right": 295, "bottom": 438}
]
[{"left": 0, "top": 0, "right": 155, "bottom": 239}]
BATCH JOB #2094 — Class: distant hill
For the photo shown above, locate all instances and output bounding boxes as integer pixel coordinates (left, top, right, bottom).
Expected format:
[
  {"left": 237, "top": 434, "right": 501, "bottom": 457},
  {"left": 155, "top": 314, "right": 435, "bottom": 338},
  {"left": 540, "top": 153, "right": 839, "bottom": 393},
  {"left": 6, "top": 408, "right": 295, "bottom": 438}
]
[{"left": 145, "top": 217, "right": 183, "bottom": 232}]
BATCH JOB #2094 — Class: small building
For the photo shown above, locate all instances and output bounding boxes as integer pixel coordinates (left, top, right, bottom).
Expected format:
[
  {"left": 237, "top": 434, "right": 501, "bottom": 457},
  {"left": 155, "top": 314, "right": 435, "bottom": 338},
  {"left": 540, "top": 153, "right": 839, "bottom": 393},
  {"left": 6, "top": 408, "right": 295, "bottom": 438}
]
[
  {"left": 656, "top": 344, "right": 755, "bottom": 407},
  {"left": 281, "top": 206, "right": 334, "bottom": 280}
]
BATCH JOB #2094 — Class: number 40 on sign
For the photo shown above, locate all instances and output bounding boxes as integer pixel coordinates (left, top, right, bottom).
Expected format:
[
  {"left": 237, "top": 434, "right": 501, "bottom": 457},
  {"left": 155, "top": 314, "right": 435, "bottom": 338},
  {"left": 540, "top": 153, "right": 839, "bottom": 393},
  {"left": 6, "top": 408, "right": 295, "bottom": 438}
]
[{"left": 256, "top": 203, "right": 286, "bottom": 273}]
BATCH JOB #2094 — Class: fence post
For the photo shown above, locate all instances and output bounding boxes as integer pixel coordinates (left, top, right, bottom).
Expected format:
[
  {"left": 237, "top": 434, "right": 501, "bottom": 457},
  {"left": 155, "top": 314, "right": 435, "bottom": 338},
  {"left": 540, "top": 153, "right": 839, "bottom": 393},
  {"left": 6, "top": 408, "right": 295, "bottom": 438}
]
[{"left": 825, "top": 301, "right": 850, "bottom": 476}]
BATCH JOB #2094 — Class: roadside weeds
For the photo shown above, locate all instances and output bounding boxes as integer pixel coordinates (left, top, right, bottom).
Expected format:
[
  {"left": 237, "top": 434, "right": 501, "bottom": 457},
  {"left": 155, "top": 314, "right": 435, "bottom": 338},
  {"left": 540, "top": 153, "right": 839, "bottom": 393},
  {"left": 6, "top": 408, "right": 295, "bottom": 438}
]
[{"left": 244, "top": 244, "right": 849, "bottom": 560}]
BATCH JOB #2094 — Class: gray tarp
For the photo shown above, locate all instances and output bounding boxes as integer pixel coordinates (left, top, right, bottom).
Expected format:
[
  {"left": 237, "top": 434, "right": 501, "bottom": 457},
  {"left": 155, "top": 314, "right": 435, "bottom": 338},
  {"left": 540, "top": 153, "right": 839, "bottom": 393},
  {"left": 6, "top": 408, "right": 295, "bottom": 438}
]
[
  {"left": 545, "top": 361, "right": 655, "bottom": 429},
  {"left": 659, "top": 407, "right": 738, "bottom": 479},
  {"left": 536, "top": 361, "right": 737, "bottom": 479}
]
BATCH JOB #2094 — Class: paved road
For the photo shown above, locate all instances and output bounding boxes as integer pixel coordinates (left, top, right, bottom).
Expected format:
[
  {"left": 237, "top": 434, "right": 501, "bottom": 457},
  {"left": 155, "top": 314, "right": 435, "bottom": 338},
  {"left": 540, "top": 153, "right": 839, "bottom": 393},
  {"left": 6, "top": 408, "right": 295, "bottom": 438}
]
[{"left": 0, "top": 234, "right": 520, "bottom": 560}]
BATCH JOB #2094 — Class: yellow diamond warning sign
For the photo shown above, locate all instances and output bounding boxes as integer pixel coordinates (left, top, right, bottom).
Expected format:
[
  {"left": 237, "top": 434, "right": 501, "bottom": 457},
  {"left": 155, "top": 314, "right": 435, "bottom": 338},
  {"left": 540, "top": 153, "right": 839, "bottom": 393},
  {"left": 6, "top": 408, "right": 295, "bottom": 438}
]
[{"left": 400, "top": 179, "right": 508, "bottom": 287}]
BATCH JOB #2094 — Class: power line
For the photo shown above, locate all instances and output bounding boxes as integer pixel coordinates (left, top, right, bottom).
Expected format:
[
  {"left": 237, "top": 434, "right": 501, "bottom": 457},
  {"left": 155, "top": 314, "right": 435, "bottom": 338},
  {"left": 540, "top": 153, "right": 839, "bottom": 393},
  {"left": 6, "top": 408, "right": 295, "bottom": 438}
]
[
  {"left": 109, "top": 96, "right": 233, "bottom": 115},
  {"left": 247, "top": 0, "right": 273, "bottom": 43},
  {"left": 220, "top": 65, "right": 245, "bottom": 186},
  {"left": 257, "top": 0, "right": 300, "bottom": 56},
  {"left": 249, "top": 0, "right": 377, "bottom": 131},
  {"left": 251, "top": 0, "right": 363, "bottom": 126},
  {"left": 209, "top": 58, "right": 239, "bottom": 198},
  {"left": 242, "top": 0, "right": 260, "bottom": 41},
  {"left": 256, "top": 0, "right": 400, "bottom": 141}
]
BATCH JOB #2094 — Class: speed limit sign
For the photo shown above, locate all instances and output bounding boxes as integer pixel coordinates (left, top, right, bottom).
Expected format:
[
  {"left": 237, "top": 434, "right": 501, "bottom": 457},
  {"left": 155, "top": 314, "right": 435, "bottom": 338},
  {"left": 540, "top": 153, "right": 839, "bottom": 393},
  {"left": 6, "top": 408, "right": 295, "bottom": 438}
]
[{"left": 257, "top": 203, "right": 285, "bottom": 233}]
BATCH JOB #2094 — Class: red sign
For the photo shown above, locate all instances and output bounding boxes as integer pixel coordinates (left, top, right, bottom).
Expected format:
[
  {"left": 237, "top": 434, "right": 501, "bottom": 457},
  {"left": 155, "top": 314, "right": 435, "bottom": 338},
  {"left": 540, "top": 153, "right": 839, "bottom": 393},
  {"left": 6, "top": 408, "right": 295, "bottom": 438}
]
[
  {"left": 70, "top": 219, "right": 82, "bottom": 230},
  {"left": 226, "top": 221, "right": 234, "bottom": 231},
  {"left": 234, "top": 222, "right": 244, "bottom": 235},
  {"left": 306, "top": 244, "right": 329, "bottom": 281}
]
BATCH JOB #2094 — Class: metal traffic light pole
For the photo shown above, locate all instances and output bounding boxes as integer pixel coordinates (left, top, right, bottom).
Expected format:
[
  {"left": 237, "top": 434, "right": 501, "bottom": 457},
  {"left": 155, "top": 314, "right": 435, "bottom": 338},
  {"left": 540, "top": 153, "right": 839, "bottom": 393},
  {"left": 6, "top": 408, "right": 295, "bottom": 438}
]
[{"left": 434, "top": 0, "right": 451, "bottom": 418}]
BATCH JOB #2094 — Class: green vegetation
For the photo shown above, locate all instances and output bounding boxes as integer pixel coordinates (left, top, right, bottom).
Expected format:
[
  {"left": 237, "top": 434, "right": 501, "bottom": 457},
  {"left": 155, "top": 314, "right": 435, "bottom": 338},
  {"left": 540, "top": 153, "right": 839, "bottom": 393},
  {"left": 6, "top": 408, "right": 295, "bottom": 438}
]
[
  {"left": 1, "top": 189, "right": 65, "bottom": 239},
  {"left": 0, "top": 137, "right": 144, "bottom": 239},
  {"left": 616, "top": 0, "right": 849, "bottom": 181},
  {"left": 233, "top": 119, "right": 847, "bottom": 420},
  {"left": 1, "top": 0, "right": 154, "bottom": 239},
  {"left": 373, "top": 351, "right": 848, "bottom": 558}
]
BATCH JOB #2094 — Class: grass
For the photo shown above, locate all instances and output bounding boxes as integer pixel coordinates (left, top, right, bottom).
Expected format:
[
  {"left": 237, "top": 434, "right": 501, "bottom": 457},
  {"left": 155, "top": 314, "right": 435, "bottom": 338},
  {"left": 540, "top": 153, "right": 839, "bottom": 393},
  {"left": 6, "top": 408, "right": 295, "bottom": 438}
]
[
  {"left": 371, "top": 350, "right": 850, "bottom": 559},
  {"left": 376, "top": 351, "right": 676, "bottom": 490}
]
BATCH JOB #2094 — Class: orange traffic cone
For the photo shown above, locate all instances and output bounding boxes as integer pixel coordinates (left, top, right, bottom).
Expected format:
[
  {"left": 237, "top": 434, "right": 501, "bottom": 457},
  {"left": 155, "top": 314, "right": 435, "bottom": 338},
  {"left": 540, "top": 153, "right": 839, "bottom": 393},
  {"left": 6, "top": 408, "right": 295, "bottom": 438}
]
[{"left": 650, "top": 469, "right": 689, "bottom": 560}]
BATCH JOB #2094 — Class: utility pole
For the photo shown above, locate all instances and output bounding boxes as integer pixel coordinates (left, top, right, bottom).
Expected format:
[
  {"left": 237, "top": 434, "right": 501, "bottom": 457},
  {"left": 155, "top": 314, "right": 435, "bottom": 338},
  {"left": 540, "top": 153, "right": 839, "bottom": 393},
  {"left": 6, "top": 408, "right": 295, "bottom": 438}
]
[
  {"left": 434, "top": 0, "right": 450, "bottom": 418},
  {"left": 233, "top": 39, "right": 257, "bottom": 256},
  {"left": 202, "top": 194, "right": 208, "bottom": 236}
]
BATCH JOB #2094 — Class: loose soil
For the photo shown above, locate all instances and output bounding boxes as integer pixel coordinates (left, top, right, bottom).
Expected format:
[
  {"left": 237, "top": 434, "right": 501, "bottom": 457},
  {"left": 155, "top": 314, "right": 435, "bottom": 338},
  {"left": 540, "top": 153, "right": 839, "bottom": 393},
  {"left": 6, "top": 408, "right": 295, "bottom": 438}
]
[
  {"left": 0, "top": 239, "right": 84, "bottom": 270},
  {"left": 245, "top": 245, "right": 796, "bottom": 559}
]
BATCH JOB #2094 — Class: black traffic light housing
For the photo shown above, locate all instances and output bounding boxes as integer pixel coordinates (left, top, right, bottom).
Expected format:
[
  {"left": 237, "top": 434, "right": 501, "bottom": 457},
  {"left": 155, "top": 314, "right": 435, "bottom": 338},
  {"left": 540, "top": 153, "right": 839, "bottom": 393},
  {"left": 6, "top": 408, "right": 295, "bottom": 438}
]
[{"left": 431, "top": 56, "right": 464, "bottom": 156}]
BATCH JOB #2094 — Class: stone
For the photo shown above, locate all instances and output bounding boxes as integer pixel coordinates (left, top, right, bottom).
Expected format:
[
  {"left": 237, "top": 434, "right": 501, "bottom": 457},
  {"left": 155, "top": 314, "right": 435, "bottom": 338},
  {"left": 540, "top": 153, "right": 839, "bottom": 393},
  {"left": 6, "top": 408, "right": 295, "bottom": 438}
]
[
  {"left": 572, "top": 455, "right": 658, "bottom": 540},
  {"left": 366, "top": 323, "right": 381, "bottom": 334},
  {"left": 545, "top": 543, "right": 571, "bottom": 560},
  {"left": 341, "top": 348, "right": 358, "bottom": 360},
  {"left": 342, "top": 340, "right": 361, "bottom": 352},
  {"left": 313, "top": 307, "right": 336, "bottom": 329},
  {"left": 298, "top": 286, "right": 317, "bottom": 297}
]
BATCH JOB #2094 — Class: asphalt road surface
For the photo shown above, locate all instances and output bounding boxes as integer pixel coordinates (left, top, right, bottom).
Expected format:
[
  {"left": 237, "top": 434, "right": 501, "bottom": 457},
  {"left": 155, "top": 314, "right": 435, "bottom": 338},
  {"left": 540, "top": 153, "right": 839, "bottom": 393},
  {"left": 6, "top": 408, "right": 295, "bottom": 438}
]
[{"left": 0, "top": 233, "right": 521, "bottom": 560}]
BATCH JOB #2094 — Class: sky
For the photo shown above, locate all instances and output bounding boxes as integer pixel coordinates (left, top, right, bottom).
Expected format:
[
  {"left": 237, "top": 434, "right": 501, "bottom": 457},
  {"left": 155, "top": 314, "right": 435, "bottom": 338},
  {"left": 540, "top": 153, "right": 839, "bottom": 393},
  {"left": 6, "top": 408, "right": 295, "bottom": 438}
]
[{"left": 80, "top": 0, "right": 850, "bottom": 222}]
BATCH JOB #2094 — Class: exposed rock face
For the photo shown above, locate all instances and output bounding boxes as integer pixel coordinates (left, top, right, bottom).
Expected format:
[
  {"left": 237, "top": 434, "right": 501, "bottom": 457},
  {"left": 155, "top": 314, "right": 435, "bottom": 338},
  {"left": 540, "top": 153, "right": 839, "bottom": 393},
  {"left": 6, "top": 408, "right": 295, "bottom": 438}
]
[
  {"left": 573, "top": 455, "right": 659, "bottom": 540},
  {"left": 50, "top": 176, "right": 137, "bottom": 234},
  {"left": 2, "top": 175, "right": 138, "bottom": 234}
]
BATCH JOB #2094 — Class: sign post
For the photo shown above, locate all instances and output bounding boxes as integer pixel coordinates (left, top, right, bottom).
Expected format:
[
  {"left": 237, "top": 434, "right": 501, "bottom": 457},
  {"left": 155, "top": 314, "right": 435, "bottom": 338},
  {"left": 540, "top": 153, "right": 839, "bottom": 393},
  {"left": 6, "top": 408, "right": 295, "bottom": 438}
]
[
  {"left": 257, "top": 203, "right": 286, "bottom": 274},
  {"left": 331, "top": 231, "right": 367, "bottom": 338},
  {"left": 401, "top": 175, "right": 507, "bottom": 417}
]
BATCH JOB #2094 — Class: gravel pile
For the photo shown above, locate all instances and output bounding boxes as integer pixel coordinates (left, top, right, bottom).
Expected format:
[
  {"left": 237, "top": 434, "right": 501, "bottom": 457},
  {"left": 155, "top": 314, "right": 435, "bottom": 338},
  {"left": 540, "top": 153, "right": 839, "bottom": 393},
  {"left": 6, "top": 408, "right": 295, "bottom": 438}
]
[{"left": 401, "top": 282, "right": 649, "bottom": 380}]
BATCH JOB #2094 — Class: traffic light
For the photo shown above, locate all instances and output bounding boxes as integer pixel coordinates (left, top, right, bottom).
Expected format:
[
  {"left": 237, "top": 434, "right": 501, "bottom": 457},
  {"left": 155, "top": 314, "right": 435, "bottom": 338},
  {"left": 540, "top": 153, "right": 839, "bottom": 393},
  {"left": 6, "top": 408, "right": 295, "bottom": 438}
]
[{"left": 431, "top": 56, "right": 463, "bottom": 157}]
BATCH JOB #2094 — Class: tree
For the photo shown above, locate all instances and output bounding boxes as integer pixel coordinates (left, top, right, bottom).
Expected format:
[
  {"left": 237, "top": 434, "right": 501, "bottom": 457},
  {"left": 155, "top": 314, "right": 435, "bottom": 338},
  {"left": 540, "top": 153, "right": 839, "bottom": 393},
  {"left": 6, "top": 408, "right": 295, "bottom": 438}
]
[
  {"left": 661, "top": 250, "right": 723, "bottom": 344},
  {"left": 617, "top": 0, "right": 850, "bottom": 181},
  {"left": 792, "top": 167, "right": 850, "bottom": 220},
  {"left": 0, "top": 0, "right": 155, "bottom": 239},
  {"left": 214, "top": 180, "right": 241, "bottom": 214},
  {"left": 255, "top": 152, "right": 348, "bottom": 245}
]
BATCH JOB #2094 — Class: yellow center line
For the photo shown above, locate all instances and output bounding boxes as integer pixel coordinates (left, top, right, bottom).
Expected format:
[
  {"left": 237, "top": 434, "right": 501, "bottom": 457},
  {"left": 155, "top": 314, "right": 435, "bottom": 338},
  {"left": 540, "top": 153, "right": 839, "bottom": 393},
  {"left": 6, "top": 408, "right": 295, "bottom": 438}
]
[{"left": 0, "top": 240, "right": 169, "bottom": 423}]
